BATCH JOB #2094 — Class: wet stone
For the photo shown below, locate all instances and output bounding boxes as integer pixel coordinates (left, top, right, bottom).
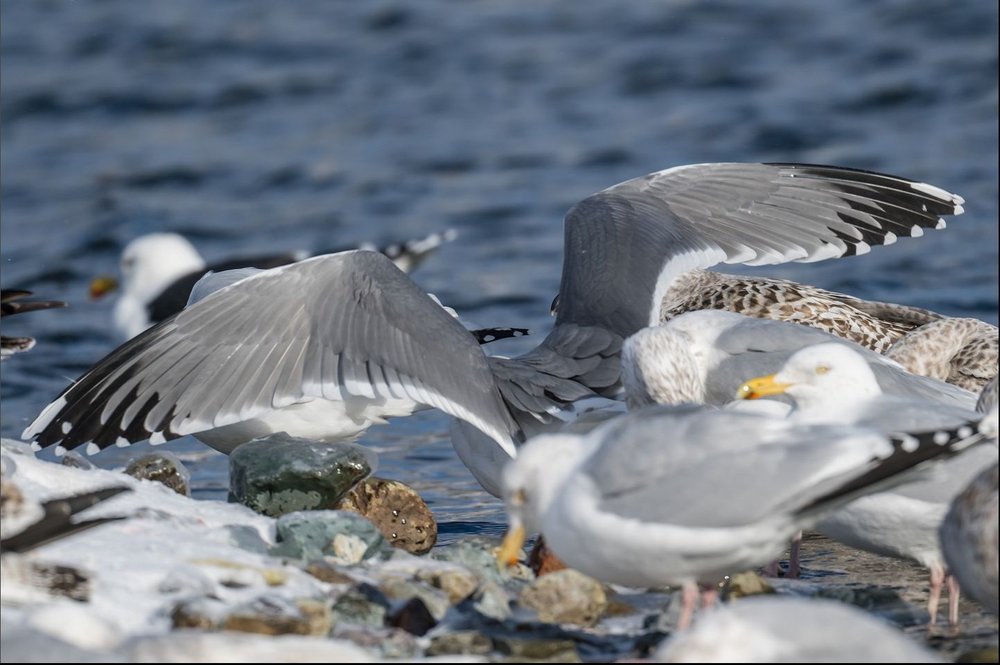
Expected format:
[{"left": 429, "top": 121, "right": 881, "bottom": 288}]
[
  {"left": 330, "top": 583, "right": 390, "bottom": 628},
  {"left": 270, "top": 510, "right": 389, "bottom": 563},
  {"left": 426, "top": 630, "right": 493, "bottom": 656},
  {"left": 60, "top": 451, "right": 96, "bottom": 470},
  {"left": 334, "top": 477, "right": 437, "bottom": 554},
  {"left": 722, "top": 571, "right": 774, "bottom": 600},
  {"left": 331, "top": 625, "right": 419, "bottom": 659},
  {"left": 229, "top": 434, "right": 376, "bottom": 517},
  {"left": 387, "top": 596, "right": 437, "bottom": 636},
  {"left": 811, "top": 585, "right": 924, "bottom": 625},
  {"left": 124, "top": 452, "right": 190, "bottom": 496},
  {"left": 432, "top": 536, "right": 533, "bottom": 586},
  {"left": 304, "top": 560, "right": 356, "bottom": 585},
  {"left": 378, "top": 575, "right": 452, "bottom": 620},
  {"left": 493, "top": 636, "right": 581, "bottom": 663},
  {"left": 415, "top": 566, "right": 479, "bottom": 604},
  {"left": 519, "top": 569, "right": 608, "bottom": 627},
  {"left": 223, "top": 524, "right": 269, "bottom": 554},
  {"left": 171, "top": 598, "right": 225, "bottom": 630},
  {"left": 221, "top": 596, "right": 331, "bottom": 636}
]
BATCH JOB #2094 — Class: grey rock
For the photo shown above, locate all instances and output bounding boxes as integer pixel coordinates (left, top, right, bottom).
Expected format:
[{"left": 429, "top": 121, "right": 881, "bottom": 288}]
[
  {"left": 228, "top": 434, "right": 375, "bottom": 517},
  {"left": 221, "top": 595, "right": 332, "bottom": 636},
  {"left": 378, "top": 574, "right": 452, "bottom": 620},
  {"left": 387, "top": 596, "right": 437, "bottom": 636},
  {"left": 330, "top": 583, "right": 390, "bottom": 628},
  {"left": 60, "top": 451, "right": 96, "bottom": 470},
  {"left": 124, "top": 452, "right": 191, "bottom": 496},
  {"left": 426, "top": 630, "right": 493, "bottom": 657},
  {"left": 223, "top": 524, "right": 269, "bottom": 554},
  {"left": 518, "top": 569, "right": 608, "bottom": 627},
  {"left": 493, "top": 636, "right": 581, "bottom": 662},
  {"left": 415, "top": 566, "right": 479, "bottom": 604},
  {"left": 431, "top": 536, "right": 533, "bottom": 586},
  {"left": 472, "top": 580, "right": 513, "bottom": 620},
  {"left": 270, "top": 510, "right": 389, "bottom": 562},
  {"left": 330, "top": 625, "right": 419, "bottom": 659},
  {"left": 335, "top": 477, "right": 437, "bottom": 554}
]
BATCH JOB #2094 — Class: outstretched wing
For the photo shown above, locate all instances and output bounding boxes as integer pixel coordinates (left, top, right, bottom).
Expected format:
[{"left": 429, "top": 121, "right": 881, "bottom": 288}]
[{"left": 24, "top": 251, "right": 520, "bottom": 452}]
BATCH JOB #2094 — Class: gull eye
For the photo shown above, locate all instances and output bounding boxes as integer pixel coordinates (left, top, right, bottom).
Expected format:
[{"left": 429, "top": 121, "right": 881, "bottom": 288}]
[{"left": 815, "top": 364, "right": 831, "bottom": 375}]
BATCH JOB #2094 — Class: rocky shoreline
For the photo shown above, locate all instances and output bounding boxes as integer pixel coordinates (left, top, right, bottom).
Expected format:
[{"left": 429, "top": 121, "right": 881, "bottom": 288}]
[{"left": 1, "top": 437, "right": 997, "bottom": 663}]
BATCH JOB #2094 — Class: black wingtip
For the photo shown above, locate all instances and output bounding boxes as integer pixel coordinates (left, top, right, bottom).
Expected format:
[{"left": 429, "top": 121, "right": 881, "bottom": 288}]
[
  {"left": 1, "top": 485, "right": 132, "bottom": 553},
  {"left": 795, "top": 420, "right": 987, "bottom": 518}
]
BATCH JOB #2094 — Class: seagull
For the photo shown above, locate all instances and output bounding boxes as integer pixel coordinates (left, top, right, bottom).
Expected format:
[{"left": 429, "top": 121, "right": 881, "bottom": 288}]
[
  {"left": 497, "top": 403, "right": 992, "bottom": 629},
  {"left": 621, "top": 310, "right": 977, "bottom": 412},
  {"left": 940, "top": 461, "right": 998, "bottom": 617},
  {"left": 737, "top": 343, "right": 999, "bottom": 625},
  {"left": 90, "top": 229, "right": 458, "bottom": 339},
  {"left": 23, "top": 163, "right": 965, "bottom": 494},
  {"left": 1, "top": 290, "right": 67, "bottom": 360},
  {"left": 885, "top": 317, "right": 998, "bottom": 392},
  {"left": 654, "top": 596, "right": 942, "bottom": 663}
]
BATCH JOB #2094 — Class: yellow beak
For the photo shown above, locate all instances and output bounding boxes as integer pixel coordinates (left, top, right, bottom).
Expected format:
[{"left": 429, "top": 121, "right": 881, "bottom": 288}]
[
  {"left": 736, "top": 374, "right": 792, "bottom": 400},
  {"left": 89, "top": 275, "right": 119, "bottom": 300},
  {"left": 497, "top": 522, "right": 525, "bottom": 569}
]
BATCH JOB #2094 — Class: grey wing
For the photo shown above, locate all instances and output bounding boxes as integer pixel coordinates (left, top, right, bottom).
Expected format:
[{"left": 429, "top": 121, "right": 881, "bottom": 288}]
[
  {"left": 553, "top": 163, "right": 963, "bottom": 338},
  {"left": 186, "top": 268, "right": 264, "bottom": 306},
  {"left": 581, "top": 407, "right": 903, "bottom": 528},
  {"left": 513, "top": 164, "right": 963, "bottom": 412},
  {"left": 24, "top": 251, "right": 521, "bottom": 452},
  {"left": 690, "top": 312, "right": 977, "bottom": 409}
]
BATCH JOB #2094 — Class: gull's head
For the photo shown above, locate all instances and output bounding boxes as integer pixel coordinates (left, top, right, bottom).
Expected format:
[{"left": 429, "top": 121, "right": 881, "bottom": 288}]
[
  {"left": 736, "top": 343, "right": 881, "bottom": 406},
  {"left": 622, "top": 326, "right": 703, "bottom": 409},
  {"left": 498, "top": 432, "right": 589, "bottom": 568},
  {"left": 113, "top": 233, "right": 206, "bottom": 302}
]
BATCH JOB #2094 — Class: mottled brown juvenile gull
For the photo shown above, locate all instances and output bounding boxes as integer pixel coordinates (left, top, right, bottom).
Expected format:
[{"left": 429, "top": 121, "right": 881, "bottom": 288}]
[
  {"left": 658, "top": 271, "right": 997, "bottom": 392},
  {"left": 1, "top": 290, "right": 66, "bottom": 361},
  {"left": 92, "top": 230, "right": 458, "bottom": 339},
  {"left": 497, "top": 403, "right": 991, "bottom": 629},
  {"left": 739, "top": 343, "right": 998, "bottom": 625},
  {"left": 22, "top": 163, "right": 965, "bottom": 494},
  {"left": 885, "top": 317, "right": 998, "bottom": 392},
  {"left": 622, "top": 310, "right": 977, "bottom": 411},
  {"left": 940, "top": 462, "right": 999, "bottom": 616}
]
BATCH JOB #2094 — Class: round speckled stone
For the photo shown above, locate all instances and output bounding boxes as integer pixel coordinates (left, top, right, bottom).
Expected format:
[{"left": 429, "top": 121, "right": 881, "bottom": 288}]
[{"left": 334, "top": 477, "right": 437, "bottom": 554}]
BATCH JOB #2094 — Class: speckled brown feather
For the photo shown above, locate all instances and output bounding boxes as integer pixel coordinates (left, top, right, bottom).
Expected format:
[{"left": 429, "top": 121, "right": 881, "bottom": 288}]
[{"left": 659, "top": 270, "right": 997, "bottom": 391}]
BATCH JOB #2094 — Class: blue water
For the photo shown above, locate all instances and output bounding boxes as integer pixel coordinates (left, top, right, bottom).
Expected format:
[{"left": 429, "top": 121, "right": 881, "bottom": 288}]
[{"left": 2, "top": 0, "right": 997, "bottom": 544}]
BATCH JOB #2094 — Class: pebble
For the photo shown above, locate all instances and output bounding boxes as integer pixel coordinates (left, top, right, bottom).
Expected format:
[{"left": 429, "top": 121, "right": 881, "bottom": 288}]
[
  {"left": 519, "top": 569, "right": 608, "bottom": 627},
  {"left": 335, "top": 477, "right": 437, "bottom": 554},
  {"left": 386, "top": 596, "right": 437, "bottom": 636},
  {"left": 330, "top": 583, "right": 390, "bottom": 628},
  {"left": 60, "top": 451, "right": 96, "bottom": 471},
  {"left": 415, "top": 566, "right": 479, "bottom": 604},
  {"left": 492, "top": 636, "right": 581, "bottom": 663},
  {"left": 426, "top": 630, "right": 494, "bottom": 657},
  {"left": 124, "top": 452, "right": 190, "bottom": 496},
  {"left": 222, "top": 596, "right": 331, "bottom": 637},
  {"left": 270, "top": 510, "right": 389, "bottom": 563},
  {"left": 229, "top": 434, "right": 376, "bottom": 517},
  {"left": 432, "top": 536, "right": 533, "bottom": 586},
  {"left": 722, "top": 571, "right": 775, "bottom": 600}
]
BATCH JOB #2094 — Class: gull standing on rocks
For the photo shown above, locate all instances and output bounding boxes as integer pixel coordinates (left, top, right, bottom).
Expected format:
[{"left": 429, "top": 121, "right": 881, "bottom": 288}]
[
  {"left": 497, "top": 403, "right": 993, "bottom": 629},
  {"left": 23, "top": 163, "right": 967, "bottom": 496},
  {"left": 738, "top": 343, "right": 999, "bottom": 624}
]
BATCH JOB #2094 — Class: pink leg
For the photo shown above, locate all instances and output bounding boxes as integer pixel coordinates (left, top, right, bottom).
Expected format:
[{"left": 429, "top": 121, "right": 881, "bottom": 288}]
[
  {"left": 678, "top": 581, "right": 698, "bottom": 630},
  {"left": 927, "top": 565, "right": 944, "bottom": 625},
  {"left": 947, "top": 574, "right": 961, "bottom": 626},
  {"left": 788, "top": 531, "right": 802, "bottom": 579},
  {"left": 700, "top": 584, "right": 719, "bottom": 610}
]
